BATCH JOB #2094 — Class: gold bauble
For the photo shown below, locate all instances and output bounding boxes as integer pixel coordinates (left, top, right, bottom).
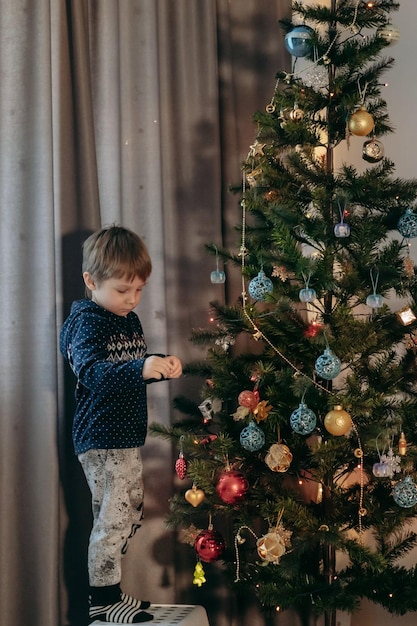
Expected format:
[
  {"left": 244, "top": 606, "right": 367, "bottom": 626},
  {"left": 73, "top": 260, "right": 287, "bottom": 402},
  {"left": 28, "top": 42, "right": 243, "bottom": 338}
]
[
  {"left": 324, "top": 405, "right": 352, "bottom": 436},
  {"left": 265, "top": 443, "right": 293, "bottom": 472},
  {"left": 348, "top": 108, "right": 374, "bottom": 136},
  {"left": 257, "top": 531, "right": 286, "bottom": 563}
]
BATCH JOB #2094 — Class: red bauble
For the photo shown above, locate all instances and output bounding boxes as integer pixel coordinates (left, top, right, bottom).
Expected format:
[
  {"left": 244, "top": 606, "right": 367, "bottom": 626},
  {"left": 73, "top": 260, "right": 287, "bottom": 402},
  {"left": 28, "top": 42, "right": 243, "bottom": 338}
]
[
  {"left": 194, "top": 529, "right": 225, "bottom": 562},
  {"left": 238, "top": 390, "right": 259, "bottom": 410},
  {"left": 216, "top": 468, "right": 249, "bottom": 504}
]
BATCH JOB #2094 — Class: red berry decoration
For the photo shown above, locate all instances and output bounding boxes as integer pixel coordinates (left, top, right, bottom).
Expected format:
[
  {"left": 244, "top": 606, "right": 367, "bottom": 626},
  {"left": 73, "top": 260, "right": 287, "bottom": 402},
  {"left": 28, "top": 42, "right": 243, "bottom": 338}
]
[
  {"left": 238, "top": 390, "right": 259, "bottom": 410},
  {"left": 194, "top": 529, "right": 225, "bottom": 562},
  {"left": 175, "top": 453, "right": 187, "bottom": 480},
  {"left": 216, "top": 468, "right": 249, "bottom": 504}
]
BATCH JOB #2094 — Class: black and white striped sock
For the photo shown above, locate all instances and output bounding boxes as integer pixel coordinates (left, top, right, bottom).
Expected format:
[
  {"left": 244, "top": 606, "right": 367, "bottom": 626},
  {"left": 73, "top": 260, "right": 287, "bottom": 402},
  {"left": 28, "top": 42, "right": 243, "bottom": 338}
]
[
  {"left": 121, "top": 592, "right": 151, "bottom": 610},
  {"left": 89, "top": 600, "right": 153, "bottom": 623}
]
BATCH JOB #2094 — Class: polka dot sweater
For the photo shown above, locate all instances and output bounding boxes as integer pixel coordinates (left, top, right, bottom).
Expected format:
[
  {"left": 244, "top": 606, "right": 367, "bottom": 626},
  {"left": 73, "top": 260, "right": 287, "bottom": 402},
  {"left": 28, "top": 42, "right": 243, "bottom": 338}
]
[{"left": 60, "top": 299, "right": 162, "bottom": 455}]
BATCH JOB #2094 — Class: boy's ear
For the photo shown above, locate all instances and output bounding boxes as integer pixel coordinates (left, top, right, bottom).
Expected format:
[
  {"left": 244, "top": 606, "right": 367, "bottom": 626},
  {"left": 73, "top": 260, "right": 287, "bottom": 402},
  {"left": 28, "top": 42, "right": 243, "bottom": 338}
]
[{"left": 83, "top": 272, "right": 96, "bottom": 291}]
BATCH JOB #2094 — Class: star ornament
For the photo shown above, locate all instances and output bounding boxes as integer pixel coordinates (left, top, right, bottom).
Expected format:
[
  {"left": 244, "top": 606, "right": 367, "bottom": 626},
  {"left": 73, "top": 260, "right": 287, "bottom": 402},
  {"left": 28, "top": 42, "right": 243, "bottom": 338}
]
[
  {"left": 248, "top": 140, "right": 266, "bottom": 157},
  {"left": 253, "top": 399, "right": 273, "bottom": 422}
]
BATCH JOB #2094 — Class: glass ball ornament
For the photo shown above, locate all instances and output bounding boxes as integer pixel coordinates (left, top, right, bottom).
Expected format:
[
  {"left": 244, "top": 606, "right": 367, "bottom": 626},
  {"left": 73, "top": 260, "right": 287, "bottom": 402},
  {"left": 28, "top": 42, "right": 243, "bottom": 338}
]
[
  {"left": 285, "top": 25, "right": 314, "bottom": 57},
  {"left": 334, "top": 221, "right": 350, "bottom": 238},
  {"left": 392, "top": 475, "right": 417, "bottom": 508},
  {"left": 210, "top": 269, "right": 226, "bottom": 284},
  {"left": 248, "top": 270, "right": 273, "bottom": 301},
  {"left": 348, "top": 107, "right": 374, "bottom": 136},
  {"left": 301, "top": 63, "right": 328, "bottom": 92},
  {"left": 240, "top": 420, "right": 266, "bottom": 451},
  {"left": 362, "top": 138, "right": 384, "bottom": 163},
  {"left": 238, "top": 390, "right": 259, "bottom": 410},
  {"left": 397, "top": 209, "right": 417, "bottom": 239},
  {"left": 299, "top": 286, "right": 316, "bottom": 303},
  {"left": 315, "top": 348, "right": 341, "bottom": 380},
  {"left": 324, "top": 405, "right": 352, "bottom": 436},
  {"left": 265, "top": 443, "right": 293, "bottom": 472},
  {"left": 290, "top": 402, "right": 317, "bottom": 435},
  {"left": 377, "top": 23, "right": 400, "bottom": 45},
  {"left": 366, "top": 293, "right": 384, "bottom": 308},
  {"left": 372, "top": 461, "right": 391, "bottom": 478},
  {"left": 194, "top": 529, "right": 225, "bottom": 562},
  {"left": 216, "top": 468, "right": 249, "bottom": 504}
]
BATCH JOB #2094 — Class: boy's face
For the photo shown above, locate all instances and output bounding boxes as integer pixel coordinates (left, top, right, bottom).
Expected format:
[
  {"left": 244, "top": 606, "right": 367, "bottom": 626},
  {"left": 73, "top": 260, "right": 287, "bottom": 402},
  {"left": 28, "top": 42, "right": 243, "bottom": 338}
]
[{"left": 83, "top": 273, "right": 146, "bottom": 317}]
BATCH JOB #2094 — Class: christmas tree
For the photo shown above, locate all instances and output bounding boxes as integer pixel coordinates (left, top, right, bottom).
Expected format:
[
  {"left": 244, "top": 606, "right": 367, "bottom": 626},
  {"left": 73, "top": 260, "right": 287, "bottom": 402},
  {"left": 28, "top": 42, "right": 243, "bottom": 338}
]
[{"left": 151, "top": 1, "right": 417, "bottom": 624}]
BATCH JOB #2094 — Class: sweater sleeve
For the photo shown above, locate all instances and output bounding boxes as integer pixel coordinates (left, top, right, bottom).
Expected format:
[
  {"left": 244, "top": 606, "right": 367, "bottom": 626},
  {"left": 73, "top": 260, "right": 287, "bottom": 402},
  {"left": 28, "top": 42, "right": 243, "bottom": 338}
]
[{"left": 66, "top": 312, "right": 147, "bottom": 394}]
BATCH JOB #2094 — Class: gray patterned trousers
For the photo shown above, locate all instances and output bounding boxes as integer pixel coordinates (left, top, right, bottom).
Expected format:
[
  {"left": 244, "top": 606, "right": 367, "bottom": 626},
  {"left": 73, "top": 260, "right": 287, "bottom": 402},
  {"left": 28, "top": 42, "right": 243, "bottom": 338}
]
[{"left": 78, "top": 447, "right": 144, "bottom": 587}]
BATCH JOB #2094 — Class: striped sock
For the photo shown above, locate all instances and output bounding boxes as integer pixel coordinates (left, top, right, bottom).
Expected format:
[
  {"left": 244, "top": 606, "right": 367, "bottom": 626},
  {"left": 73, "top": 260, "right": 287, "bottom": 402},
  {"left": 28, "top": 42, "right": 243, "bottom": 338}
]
[
  {"left": 121, "top": 592, "right": 151, "bottom": 610},
  {"left": 89, "top": 601, "right": 153, "bottom": 623}
]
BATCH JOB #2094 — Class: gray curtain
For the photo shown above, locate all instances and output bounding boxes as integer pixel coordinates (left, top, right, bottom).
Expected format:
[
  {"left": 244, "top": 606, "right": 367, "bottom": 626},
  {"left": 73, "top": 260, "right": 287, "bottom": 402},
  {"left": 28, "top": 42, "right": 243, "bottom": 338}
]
[{"left": 0, "top": 2, "right": 289, "bottom": 625}]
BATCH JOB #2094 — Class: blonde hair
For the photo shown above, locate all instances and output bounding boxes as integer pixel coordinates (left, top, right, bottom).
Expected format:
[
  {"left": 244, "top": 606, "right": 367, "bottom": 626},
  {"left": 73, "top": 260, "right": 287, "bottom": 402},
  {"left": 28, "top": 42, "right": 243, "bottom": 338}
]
[{"left": 82, "top": 225, "right": 152, "bottom": 297}]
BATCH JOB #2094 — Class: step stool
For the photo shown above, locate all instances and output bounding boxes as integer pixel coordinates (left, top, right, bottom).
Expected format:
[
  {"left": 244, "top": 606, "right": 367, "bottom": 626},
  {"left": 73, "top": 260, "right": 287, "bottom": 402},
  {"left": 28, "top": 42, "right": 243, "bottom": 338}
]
[{"left": 92, "top": 604, "right": 210, "bottom": 626}]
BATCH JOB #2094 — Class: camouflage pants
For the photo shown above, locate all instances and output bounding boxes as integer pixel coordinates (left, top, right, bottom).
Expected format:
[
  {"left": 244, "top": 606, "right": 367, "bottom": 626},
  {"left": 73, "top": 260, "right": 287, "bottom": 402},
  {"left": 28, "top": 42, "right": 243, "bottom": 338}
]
[{"left": 78, "top": 448, "right": 144, "bottom": 587}]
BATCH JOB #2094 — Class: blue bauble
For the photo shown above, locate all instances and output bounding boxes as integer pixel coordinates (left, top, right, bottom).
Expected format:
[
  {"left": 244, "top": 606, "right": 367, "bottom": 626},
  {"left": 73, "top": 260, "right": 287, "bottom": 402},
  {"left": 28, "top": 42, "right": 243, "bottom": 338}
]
[
  {"left": 397, "top": 209, "right": 417, "bottom": 239},
  {"left": 392, "top": 476, "right": 417, "bottom": 508},
  {"left": 299, "top": 287, "right": 316, "bottom": 302},
  {"left": 248, "top": 270, "right": 273, "bottom": 301},
  {"left": 315, "top": 348, "right": 341, "bottom": 380},
  {"left": 290, "top": 402, "right": 317, "bottom": 435},
  {"left": 240, "top": 420, "right": 265, "bottom": 452},
  {"left": 285, "top": 25, "right": 314, "bottom": 57}
]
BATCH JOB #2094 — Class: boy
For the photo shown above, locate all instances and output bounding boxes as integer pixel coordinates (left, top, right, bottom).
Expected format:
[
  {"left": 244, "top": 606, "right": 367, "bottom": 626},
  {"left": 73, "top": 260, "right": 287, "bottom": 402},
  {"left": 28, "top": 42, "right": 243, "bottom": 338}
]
[{"left": 60, "top": 225, "right": 182, "bottom": 624}]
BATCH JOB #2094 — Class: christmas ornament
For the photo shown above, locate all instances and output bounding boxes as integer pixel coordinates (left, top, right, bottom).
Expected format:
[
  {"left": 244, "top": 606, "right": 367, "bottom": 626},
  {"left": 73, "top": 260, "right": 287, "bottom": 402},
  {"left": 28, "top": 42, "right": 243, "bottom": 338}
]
[
  {"left": 253, "top": 399, "right": 273, "bottom": 422},
  {"left": 392, "top": 476, "right": 417, "bottom": 508},
  {"left": 324, "top": 405, "right": 352, "bottom": 436},
  {"left": 377, "top": 23, "right": 400, "bottom": 45},
  {"left": 290, "top": 401, "right": 317, "bottom": 435},
  {"left": 257, "top": 530, "right": 286, "bottom": 564},
  {"left": 399, "top": 432, "right": 407, "bottom": 456},
  {"left": 246, "top": 167, "right": 263, "bottom": 187},
  {"left": 362, "top": 138, "right": 384, "bottom": 163},
  {"left": 403, "top": 254, "right": 415, "bottom": 278},
  {"left": 185, "top": 484, "right": 205, "bottom": 507},
  {"left": 193, "top": 561, "right": 206, "bottom": 587},
  {"left": 284, "top": 25, "right": 314, "bottom": 57},
  {"left": 198, "top": 398, "right": 215, "bottom": 424},
  {"left": 289, "top": 103, "right": 304, "bottom": 121},
  {"left": 194, "top": 528, "right": 225, "bottom": 562},
  {"left": 240, "top": 420, "right": 265, "bottom": 451},
  {"left": 301, "top": 61, "right": 328, "bottom": 92},
  {"left": 366, "top": 268, "right": 383, "bottom": 309},
  {"left": 372, "top": 431, "right": 402, "bottom": 478},
  {"left": 299, "top": 272, "right": 316, "bottom": 302},
  {"left": 396, "top": 306, "right": 416, "bottom": 326},
  {"left": 348, "top": 107, "right": 374, "bottom": 136},
  {"left": 265, "top": 442, "right": 293, "bottom": 472},
  {"left": 304, "top": 319, "right": 324, "bottom": 337},
  {"left": 216, "top": 468, "right": 249, "bottom": 504},
  {"left": 175, "top": 445, "right": 187, "bottom": 480},
  {"left": 372, "top": 461, "right": 392, "bottom": 478},
  {"left": 397, "top": 209, "right": 417, "bottom": 239},
  {"left": 334, "top": 221, "right": 350, "bottom": 238},
  {"left": 210, "top": 245, "right": 226, "bottom": 284},
  {"left": 248, "top": 269, "right": 273, "bottom": 301},
  {"left": 238, "top": 389, "right": 259, "bottom": 410},
  {"left": 315, "top": 347, "right": 342, "bottom": 380}
]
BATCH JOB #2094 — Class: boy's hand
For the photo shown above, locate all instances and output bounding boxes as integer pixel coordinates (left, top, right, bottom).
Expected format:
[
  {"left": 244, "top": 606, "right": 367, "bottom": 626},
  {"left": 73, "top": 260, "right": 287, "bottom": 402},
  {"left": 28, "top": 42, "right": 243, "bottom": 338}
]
[{"left": 143, "top": 355, "right": 183, "bottom": 380}]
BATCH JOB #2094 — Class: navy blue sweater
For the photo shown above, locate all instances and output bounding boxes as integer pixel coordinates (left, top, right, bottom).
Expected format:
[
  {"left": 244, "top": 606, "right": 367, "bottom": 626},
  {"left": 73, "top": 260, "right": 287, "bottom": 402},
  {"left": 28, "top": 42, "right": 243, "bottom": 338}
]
[{"left": 60, "top": 299, "right": 160, "bottom": 455}]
